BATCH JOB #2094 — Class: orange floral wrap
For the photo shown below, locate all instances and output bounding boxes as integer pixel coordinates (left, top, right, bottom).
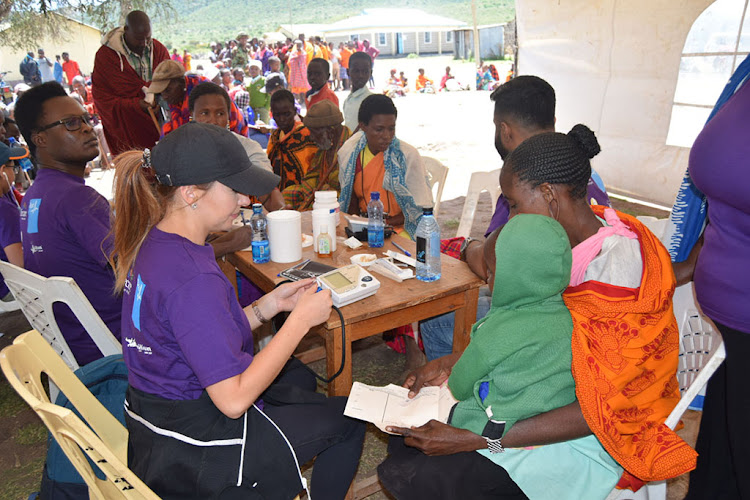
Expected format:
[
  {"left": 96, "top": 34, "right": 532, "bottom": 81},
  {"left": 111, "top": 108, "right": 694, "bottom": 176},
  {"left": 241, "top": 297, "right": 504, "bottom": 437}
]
[{"left": 563, "top": 207, "right": 697, "bottom": 482}]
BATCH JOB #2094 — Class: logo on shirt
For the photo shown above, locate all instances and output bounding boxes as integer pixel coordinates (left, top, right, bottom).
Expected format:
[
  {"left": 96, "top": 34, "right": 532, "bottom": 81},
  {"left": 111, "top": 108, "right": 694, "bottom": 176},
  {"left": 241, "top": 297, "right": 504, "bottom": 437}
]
[
  {"left": 131, "top": 274, "right": 146, "bottom": 331},
  {"left": 124, "top": 337, "right": 152, "bottom": 355},
  {"left": 30, "top": 245, "right": 43, "bottom": 254},
  {"left": 27, "top": 198, "right": 41, "bottom": 234}
]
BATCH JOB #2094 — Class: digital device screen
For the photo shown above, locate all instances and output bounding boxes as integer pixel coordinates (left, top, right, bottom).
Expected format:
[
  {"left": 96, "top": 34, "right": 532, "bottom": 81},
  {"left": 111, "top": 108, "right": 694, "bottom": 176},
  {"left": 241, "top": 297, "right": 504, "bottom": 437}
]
[{"left": 323, "top": 272, "right": 352, "bottom": 289}]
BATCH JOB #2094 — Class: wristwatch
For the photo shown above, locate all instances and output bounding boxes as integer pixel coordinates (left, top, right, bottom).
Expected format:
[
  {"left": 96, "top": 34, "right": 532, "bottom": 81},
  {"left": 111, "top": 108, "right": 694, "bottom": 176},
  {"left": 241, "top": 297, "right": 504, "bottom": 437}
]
[
  {"left": 459, "top": 237, "right": 478, "bottom": 262},
  {"left": 484, "top": 436, "right": 505, "bottom": 454}
]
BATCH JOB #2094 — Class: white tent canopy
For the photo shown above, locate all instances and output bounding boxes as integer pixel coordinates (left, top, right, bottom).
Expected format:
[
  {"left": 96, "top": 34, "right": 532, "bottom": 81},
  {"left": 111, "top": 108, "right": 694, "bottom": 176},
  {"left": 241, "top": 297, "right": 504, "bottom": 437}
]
[{"left": 516, "top": 0, "right": 716, "bottom": 206}]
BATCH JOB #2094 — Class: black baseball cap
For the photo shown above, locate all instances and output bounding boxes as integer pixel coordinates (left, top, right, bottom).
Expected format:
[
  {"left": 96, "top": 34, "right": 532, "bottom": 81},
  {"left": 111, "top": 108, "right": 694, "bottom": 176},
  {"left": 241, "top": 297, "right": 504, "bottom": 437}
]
[{"left": 151, "top": 122, "right": 279, "bottom": 196}]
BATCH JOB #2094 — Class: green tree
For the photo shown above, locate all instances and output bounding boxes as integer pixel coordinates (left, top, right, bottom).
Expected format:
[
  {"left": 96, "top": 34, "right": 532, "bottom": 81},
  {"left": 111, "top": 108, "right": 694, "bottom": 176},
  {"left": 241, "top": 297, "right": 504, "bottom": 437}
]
[{"left": 0, "top": 0, "right": 174, "bottom": 50}]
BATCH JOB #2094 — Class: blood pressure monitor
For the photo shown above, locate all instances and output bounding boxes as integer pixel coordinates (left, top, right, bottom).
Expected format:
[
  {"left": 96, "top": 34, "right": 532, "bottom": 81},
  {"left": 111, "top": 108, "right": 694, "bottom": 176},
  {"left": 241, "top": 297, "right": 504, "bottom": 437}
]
[{"left": 317, "top": 264, "right": 381, "bottom": 307}]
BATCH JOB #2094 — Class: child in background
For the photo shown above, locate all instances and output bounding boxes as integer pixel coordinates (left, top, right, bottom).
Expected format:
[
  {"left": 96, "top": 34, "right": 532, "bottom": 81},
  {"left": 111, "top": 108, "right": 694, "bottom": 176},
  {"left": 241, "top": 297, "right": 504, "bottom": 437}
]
[{"left": 247, "top": 61, "right": 270, "bottom": 123}]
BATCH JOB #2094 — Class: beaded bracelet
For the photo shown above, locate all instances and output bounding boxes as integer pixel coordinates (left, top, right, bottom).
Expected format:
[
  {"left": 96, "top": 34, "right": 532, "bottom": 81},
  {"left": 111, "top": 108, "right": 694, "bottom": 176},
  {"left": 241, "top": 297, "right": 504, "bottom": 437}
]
[{"left": 251, "top": 300, "right": 269, "bottom": 323}]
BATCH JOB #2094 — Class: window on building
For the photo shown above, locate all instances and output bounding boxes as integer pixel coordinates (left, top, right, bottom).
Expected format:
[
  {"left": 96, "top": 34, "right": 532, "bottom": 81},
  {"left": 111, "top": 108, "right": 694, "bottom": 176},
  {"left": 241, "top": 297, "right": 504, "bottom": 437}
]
[
  {"left": 667, "top": 0, "right": 750, "bottom": 147},
  {"left": 350, "top": 34, "right": 360, "bottom": 42},
  {"left": 446, "top": 31, "right": 453, "bottom": 43},
  {"left": 424, "top": 32, "right": 432, "bottom": 44},
  {"left": 378, "top": 33, "right": 387, "bottom": 46}
]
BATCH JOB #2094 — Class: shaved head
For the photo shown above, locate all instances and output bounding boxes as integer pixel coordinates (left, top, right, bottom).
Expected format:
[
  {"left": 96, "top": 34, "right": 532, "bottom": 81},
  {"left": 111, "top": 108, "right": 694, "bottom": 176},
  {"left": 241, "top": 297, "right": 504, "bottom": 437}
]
[
  {"left": 125, "top": 10, "right": 150, "bottom": 31},
  {"left": 124, "top": 11, "right": 151, "bottom": 56}
]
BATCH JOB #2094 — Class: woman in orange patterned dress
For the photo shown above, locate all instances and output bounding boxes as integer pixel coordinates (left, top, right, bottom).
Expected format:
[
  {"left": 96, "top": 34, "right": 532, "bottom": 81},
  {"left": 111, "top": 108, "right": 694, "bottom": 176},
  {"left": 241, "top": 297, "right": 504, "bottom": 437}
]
[{"left": 378, "top": 125, "right": 695, "bottom": 500}]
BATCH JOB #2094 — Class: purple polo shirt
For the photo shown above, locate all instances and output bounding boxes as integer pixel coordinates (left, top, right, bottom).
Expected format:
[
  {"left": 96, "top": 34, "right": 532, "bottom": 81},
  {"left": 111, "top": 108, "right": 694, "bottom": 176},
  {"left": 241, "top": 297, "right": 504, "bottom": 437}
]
[
  {"left": 690, "top": 80, "right": 750, "bottom": 332},
  {"left": 0, "top": 191, "right": 21, "bottom": 297},
  {"left": 20, "top": 168, "right": 121, "bottom": 366},
  {"left": 122, "top": 227, "right": 255, "bottom": 401},
  {"left": 485, "top": 172, "right": 611, "bottom": 236}
]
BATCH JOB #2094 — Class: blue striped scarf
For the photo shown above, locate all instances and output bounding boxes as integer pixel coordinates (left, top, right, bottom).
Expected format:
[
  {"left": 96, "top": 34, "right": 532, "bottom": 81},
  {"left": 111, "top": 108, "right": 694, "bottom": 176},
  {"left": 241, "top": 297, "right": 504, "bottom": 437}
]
[{"left": 339, "top": 134, "right": 423, "bottom": 237}]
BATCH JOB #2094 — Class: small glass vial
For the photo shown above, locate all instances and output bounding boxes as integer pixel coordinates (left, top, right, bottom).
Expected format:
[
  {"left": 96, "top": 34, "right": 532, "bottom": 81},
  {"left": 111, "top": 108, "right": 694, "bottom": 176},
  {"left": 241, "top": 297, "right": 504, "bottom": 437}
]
[{"left": 316, "top": 224, "right": 332, "bottom": 258}]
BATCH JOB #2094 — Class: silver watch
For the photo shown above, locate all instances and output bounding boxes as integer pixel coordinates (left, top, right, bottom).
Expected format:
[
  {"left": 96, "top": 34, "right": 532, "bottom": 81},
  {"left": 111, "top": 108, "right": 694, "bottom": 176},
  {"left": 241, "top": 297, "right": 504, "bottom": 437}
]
[{"left": 484, "top": 436, "right": 505, "bottom": 454}]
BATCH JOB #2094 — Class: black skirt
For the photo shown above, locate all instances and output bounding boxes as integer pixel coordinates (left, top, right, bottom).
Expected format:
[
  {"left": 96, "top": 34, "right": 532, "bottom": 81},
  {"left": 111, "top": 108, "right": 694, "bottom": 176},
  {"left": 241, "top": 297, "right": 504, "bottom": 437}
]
[{"left": 125, "top": 386, "right": 305, "bottom": 500}]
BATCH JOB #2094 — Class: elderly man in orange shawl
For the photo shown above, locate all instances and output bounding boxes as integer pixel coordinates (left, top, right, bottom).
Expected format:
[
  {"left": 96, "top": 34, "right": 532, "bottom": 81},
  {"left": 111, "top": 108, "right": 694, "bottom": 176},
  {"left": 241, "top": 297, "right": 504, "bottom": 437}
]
[
  {"left": 282, "top": 100, "right": 351, "bottom": 210},
  {"left": 377, "top": 126, "right": 695, "bottom": 500},
  {"left": 145, "top": 60, "right": 247, "bottom": 137}
]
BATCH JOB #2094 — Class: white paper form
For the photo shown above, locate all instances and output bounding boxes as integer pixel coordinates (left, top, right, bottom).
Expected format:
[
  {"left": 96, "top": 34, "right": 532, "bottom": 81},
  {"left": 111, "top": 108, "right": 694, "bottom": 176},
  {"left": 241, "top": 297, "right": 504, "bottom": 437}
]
[{"left": 344, "top": 382, "right": 458, "bottom": 433}]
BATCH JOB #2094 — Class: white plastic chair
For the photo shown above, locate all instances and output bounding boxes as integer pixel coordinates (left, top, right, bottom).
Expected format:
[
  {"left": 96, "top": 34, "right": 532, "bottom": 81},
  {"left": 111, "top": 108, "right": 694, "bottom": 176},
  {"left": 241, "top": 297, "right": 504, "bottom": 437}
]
[
  {"left": 0, "top": 330, "right": 159, "bottom": 500},
  {"left": 455, "top": 169, "right": 501, "bottom": 239},
  {"left": 422, "top": 157, "right": 449, "bottom": 216},
  {"left": 605, "top": 283, "right": 725, "bottom": 500},
  {"left": 0, "top": 261, "right": 121, "bottom": 372},
  {"left": 0, "top": 294, "right": 21, "bottom": 313}
]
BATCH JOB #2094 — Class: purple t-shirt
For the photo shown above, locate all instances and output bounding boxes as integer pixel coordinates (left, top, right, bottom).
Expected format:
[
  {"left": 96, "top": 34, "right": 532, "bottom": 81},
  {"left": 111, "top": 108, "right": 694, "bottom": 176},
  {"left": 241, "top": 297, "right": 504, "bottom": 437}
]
[
  {"left": 20, "top": 168, "right": 121, "bottom": 365},
  {"left": 689, "top": 80, "right": 750, "bottom": 332},
  {"left": 485, "top": 173, "right": 611, "bottom": 237},
  {"left": 0, "top": 191, "right": 21, "bottom": 297},
  {"left": 122, "top": 227, "right": 255, "bottom": 401}
]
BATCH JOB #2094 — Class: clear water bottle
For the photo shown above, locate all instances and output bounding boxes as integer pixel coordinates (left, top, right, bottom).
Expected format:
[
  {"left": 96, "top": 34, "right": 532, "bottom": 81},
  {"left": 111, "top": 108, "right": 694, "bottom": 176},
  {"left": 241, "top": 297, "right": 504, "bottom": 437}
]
[
  {"left": 249, "top": 203, "right": 269, "bottom": 263},
  {"left": 367, "top": 191, "right": 384, "bottom": 248},
  {"left": 415, "top": 207, "right": 441, "bottom": 282},
  {"left": 8, "top": 138, "right": 33, "bottom": 172}
]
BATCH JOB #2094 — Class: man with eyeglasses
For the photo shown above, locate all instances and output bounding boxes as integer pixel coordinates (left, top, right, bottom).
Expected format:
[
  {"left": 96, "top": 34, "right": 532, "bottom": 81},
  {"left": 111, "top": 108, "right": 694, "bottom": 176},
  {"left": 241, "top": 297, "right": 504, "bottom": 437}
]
[
  {"left": 15, "top": 82, "right": 122, "bottom": 366},
  {"left": 92, "top": 10, "right": 169, "bottom": 155}
]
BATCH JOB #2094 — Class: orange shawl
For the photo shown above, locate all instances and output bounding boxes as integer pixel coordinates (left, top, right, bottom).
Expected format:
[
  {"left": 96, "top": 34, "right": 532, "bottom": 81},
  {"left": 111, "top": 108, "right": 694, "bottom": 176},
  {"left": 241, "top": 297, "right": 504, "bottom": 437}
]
[{"left": 563, "top": 207, "right": 697, "bottom": 482}]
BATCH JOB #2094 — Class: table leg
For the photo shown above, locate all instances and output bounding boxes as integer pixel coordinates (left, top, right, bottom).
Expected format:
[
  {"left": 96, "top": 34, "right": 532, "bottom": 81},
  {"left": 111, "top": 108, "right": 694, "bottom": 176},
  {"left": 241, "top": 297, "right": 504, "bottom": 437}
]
[
  {"left": 452, "top": 287, "right": 479, "bottom": 354},
  {"left": 217, "top": 257, "right": 238, "bottom": 299},
  {"left": 325, "top": 326, "right": 353, "bottom": 397}
]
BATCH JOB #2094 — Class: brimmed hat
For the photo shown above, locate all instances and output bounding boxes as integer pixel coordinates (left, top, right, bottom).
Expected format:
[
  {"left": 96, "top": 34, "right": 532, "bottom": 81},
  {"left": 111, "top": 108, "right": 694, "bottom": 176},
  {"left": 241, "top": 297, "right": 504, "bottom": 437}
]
[
  {"left": 146, "top": 60, "right": 186, "bottom": 95},
  {"left": 303, "top": 100, "right": 343, "bottom": 128},
  {"left": 151, "top": 122, "right": 279, "bottom": 196},
  {"left": 0, "top": 142, "right": 29, "bottom": 165},
  {"left": 248, "top": 60, "right": 262, "bottom": 70},
  {"left": 262, "top": 74, "right": 285, "bottom": 94}
]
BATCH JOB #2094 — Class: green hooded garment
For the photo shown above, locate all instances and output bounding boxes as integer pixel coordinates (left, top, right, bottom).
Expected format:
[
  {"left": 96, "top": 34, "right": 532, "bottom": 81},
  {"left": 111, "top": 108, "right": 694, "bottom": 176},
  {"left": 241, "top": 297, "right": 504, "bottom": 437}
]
[{"left": 448, "top": 214, "right": 576, "bottom": 437}]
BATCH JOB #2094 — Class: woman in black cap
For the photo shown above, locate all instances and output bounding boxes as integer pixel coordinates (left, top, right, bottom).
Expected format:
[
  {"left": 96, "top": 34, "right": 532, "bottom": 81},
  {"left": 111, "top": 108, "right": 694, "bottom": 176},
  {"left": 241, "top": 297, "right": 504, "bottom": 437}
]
[{"left": 109, "top": 122, "right": 365, "bottom": 500}]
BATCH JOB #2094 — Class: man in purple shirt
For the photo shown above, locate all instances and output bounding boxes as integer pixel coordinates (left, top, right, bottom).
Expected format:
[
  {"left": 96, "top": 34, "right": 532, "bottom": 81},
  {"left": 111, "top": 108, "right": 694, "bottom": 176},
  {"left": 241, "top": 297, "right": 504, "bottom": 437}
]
[
  {"left": 420, "top": 75, "right": 611, "bottom": 361},
  {"left": 15, "top": 82, "right": 121, "bottom": 366}
]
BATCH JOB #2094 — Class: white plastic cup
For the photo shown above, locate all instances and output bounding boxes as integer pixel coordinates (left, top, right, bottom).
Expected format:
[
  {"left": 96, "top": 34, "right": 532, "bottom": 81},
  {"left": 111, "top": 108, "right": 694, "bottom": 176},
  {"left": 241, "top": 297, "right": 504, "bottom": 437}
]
[
  {"left": 313, "top": 190, "right": 340, "bottom": 226},
  {"left": 267, "top": 210, "right": 302, "bottom": 263},
  {"left": 312, "top": 208, "right": 337, "bottom": 252}
]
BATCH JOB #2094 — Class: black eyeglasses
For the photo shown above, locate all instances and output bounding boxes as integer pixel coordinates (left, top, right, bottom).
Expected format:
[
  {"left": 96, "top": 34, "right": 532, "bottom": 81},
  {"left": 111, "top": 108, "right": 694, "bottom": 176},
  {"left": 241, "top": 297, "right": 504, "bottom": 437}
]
[{"left": 37, "top": 114, "right": 93, "bottom": 133}]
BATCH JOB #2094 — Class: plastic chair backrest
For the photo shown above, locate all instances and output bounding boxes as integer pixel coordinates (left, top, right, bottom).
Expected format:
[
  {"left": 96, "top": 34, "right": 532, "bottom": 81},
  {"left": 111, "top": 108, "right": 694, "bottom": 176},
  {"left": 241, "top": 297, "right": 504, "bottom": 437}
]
[
  {"left": 666, "top": 283, "right": 725, "bottom": 429},
  {"left": 422, "top": 157, "right": 449, "bottom": 216},
  {"left": 605, "top": 282, "right": 725, "bottom": 500},
  {"left": 456, "top": 169, "right": 501, "bottom": 239},
  {"left": 0, "top": 330, "right": 158, "bottom": 499},
  {"left": 0, "top": 261, "right": 121, "bottom": 372}
]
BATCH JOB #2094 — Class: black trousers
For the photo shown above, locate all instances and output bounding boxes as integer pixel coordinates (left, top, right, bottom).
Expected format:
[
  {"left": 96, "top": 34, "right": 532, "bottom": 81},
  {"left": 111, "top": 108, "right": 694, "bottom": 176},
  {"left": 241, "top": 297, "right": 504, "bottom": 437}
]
[
  {"left": 686, "top": 322, "right": 750, "bottom": 500},
  {"left": 378, "top": 435, "right": 529, "bottom": 500}
]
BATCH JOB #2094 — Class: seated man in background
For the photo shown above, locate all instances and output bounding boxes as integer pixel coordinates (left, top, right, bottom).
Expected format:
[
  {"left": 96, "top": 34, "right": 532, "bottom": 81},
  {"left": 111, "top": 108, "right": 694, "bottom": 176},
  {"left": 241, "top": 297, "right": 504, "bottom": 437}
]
[
  {"left": 282, "top": 100, "right": 351, "bottom": 210},
  {"left": 420, "top": 75, "right": 611, "bottom": 361},
  {"left": 267, "top": 89, "right": 317, "bottom": 196},
  {"left": 15, "top": 82, "right": 122, "bottom": 366},
  {"left": 150, "top": 60, "right": 247, "bottom": 137}
]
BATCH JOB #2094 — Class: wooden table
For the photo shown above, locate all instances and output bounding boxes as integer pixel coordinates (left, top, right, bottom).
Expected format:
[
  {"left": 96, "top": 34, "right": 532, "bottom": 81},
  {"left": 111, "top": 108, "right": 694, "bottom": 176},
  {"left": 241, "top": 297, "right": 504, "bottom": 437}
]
[{"left": 225, "top": 213, "right": 483, "bottom": 396}]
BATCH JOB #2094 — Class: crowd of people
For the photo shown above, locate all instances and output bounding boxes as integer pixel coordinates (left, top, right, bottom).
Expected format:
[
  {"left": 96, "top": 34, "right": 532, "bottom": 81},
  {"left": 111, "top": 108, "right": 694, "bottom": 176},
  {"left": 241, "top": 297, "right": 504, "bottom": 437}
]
[{"left": 1, "top": 7, "right": 748, "bottom": 500}]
